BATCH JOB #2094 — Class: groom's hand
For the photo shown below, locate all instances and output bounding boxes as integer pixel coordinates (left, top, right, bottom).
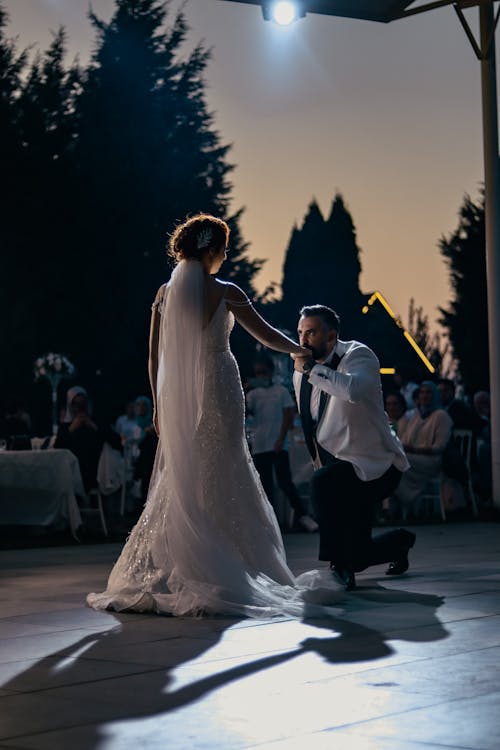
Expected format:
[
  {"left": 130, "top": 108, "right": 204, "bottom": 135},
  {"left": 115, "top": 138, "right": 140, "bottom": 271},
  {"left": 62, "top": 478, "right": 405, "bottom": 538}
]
[{"left": 292, "top": 354, "right": 315, "bottom": 373}]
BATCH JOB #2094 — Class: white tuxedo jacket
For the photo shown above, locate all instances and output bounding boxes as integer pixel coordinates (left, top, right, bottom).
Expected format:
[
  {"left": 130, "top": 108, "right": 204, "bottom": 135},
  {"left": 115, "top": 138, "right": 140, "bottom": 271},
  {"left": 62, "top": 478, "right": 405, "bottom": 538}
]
[{"left": 293, "top": 339, "right": 409, "bottom": 481}]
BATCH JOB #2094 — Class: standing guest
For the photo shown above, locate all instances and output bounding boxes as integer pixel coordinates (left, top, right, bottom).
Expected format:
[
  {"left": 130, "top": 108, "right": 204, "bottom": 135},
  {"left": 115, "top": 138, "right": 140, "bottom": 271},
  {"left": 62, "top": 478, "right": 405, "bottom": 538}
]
[
  {"left": 436, "top": 378, "right": 471, "bottom": 504},
  {"left": 246, "top": 353, "right": 318, "bottom": 532},
  {"left": 292, "top": 304, "right": 414, "bottom": 591},
  {"left": 472, "top": 390, "right": 491, "bottom": 439},
  {"left": 437, "top": 378, "right": 474, "bottom": 429},
  {"left": 472, "top": 390, "right": 492, "bottom": 502},
  {"left": 395, "top": 381, "right": 453, "bottom": 518}
]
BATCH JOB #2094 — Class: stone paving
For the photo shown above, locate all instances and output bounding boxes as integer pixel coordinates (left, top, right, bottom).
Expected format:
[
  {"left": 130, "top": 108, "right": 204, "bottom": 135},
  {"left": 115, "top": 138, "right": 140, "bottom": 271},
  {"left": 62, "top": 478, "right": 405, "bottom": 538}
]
[{"left": 0, "top": 522, "right": 499, "bottom": 750}]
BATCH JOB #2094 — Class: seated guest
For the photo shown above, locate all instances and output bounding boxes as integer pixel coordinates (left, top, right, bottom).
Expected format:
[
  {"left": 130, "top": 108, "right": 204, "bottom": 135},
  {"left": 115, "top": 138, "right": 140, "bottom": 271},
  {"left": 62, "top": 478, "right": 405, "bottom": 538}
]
[
  {"left": 437, "top": 378, "right": 474, "bottom": 429},
  {"left": 0, "top": 397, "right": 32, "bottom": 439},
  {"left": 394, "top": 381, "right": 453, "bottom": 518},
  {"left": 115, "top": 400, "right": 142, "bottom": 442},
  {"left": 393, "top": 365, "right": 419, "bottom": 410},
  {"left": 134, "top": 396, "right": 153, "bottom": 434},
  {"left": 384, "top": 391, "right": 408, "bottom": 434},
  {"left": 55, "top": 386, "right": 120, "bottom": 493}
]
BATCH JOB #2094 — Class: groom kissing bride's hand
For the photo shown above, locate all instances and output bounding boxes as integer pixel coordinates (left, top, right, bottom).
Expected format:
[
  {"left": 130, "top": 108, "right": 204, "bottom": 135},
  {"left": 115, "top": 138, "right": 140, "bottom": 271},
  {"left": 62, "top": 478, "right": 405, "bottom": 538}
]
[{"left": 291, "top": 350, "right": 315, "bottom": 374}]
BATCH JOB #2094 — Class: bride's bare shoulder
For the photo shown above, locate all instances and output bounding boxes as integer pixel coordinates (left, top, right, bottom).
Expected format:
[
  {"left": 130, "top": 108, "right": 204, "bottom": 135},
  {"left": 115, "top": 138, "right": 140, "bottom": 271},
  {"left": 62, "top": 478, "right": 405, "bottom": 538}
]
[
  {"left": 155, "top": 282, "right": 168, "bottom": 299},
  {"left": 218, "top": 281, "right": 251, "bottom": 305},
  {"left": 151, "top": 283, "right": 168, "bottom": 314}
]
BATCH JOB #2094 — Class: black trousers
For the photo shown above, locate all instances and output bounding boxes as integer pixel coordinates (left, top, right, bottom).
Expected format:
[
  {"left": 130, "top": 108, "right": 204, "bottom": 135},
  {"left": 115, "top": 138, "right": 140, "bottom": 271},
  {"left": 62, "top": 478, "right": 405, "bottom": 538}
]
[
  {"left": 252, "top": 450, "right": 307, "bottom": 517},
  {"left": 311, "top": 459, "right": 408, "bottom": 572}
]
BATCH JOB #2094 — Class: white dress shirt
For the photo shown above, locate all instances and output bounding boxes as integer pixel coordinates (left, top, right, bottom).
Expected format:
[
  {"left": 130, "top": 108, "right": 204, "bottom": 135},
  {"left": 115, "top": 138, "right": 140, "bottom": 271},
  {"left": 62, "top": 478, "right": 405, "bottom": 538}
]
[{"left": 294, "top": 339, "right": 409, "bottom": 481}]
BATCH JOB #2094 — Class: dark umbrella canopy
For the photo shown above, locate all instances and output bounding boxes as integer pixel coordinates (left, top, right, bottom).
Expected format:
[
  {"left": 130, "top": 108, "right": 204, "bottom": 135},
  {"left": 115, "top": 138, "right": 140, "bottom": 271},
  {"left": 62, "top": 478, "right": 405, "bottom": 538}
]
[{"left": 220, "top": 1, "right": 434, "bottom": 23}]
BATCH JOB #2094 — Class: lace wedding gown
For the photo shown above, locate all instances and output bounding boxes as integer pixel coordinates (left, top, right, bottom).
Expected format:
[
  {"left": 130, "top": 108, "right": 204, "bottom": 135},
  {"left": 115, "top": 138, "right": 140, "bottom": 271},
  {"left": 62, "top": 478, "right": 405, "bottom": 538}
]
[{"left": 87, "top": 286, "right": 342, "bottom": 618}]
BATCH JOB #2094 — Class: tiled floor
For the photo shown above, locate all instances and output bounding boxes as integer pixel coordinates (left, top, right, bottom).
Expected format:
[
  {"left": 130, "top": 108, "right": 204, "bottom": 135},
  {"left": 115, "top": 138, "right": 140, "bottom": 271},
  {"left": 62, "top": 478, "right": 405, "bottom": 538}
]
[{"left": 1, "top": 522, "right": 499, "bottom": 749}]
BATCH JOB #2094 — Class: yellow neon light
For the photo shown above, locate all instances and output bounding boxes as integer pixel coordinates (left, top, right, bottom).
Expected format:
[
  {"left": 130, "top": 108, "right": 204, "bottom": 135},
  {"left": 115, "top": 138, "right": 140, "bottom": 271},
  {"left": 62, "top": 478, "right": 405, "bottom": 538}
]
[
  {"left": 403, "top": 331, "right": 435, "bottom": 373},
  {"left": 363, "top": 291, "right": 435, "bottom": 374},
  {"left": 373, "top": 291, "right": 397, "bottom": 319}
]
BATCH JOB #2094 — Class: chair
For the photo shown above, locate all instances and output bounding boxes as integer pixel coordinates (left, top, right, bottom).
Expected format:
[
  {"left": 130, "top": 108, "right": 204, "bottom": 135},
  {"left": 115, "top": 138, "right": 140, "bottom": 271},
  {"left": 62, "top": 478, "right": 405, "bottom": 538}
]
[
  {"left": 78, "top": 487, "right": 108, "bottom": 537},
  {"left": 449, "top": 429, "right": 479, "bottom": 518},
  {"left": 419, "top": 475, "right": 446, "bottom": 521}
]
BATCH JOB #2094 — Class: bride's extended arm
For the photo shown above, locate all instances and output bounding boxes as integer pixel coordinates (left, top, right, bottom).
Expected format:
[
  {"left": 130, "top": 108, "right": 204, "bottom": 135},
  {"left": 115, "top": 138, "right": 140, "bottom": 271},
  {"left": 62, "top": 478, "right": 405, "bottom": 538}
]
[{"left": 225, "top": 283, "right": 307, "bottom": 355}]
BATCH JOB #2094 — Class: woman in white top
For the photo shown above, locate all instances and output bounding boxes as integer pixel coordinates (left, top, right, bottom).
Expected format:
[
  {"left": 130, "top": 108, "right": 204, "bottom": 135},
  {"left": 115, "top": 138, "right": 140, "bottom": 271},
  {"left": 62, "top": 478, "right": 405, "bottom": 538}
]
[{"left": 395, "top": 381, "right": 453, "bottom": 516}]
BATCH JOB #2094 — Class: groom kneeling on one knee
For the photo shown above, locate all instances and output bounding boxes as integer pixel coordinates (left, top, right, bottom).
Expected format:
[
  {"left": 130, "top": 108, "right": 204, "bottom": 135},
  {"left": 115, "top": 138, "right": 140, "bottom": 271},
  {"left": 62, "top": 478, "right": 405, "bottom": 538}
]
[{"left": 292, "top": 304, "right": 416, "bottom": 591}]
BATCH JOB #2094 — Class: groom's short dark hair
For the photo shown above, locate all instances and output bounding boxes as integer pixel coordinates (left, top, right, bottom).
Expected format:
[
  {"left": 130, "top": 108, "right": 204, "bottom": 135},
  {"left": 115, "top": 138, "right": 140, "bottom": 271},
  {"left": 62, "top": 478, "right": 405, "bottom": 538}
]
[{"left": 299, "top": 305, "right": 340, "bottom": 333}]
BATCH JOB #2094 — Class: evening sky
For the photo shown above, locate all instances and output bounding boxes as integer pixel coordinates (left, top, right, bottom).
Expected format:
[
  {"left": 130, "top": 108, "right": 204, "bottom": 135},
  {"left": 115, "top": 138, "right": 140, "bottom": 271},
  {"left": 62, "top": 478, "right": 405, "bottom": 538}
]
[{"left": 6, "top": 0, "right": 496, "bottom": 330}]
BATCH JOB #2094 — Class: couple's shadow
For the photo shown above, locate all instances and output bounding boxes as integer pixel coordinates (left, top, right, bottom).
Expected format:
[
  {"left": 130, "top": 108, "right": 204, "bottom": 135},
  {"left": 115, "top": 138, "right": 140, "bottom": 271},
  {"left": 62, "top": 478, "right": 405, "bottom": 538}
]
[{"left": 2, "top": 585, "right": 447, "bottom": 748}]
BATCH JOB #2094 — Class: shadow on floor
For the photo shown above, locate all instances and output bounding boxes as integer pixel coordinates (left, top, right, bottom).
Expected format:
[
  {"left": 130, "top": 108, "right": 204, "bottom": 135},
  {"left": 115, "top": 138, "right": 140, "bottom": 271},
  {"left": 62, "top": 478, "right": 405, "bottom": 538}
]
[{"left": 1, "top": 587, "right": 447, "bottom": 747}]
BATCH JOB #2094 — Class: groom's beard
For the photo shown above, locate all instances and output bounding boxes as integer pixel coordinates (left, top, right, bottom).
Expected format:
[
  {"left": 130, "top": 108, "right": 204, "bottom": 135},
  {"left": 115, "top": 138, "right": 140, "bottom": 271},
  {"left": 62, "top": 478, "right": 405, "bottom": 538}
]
[{"left": 304, "top": 343, "right": 329, "bottom": 361}]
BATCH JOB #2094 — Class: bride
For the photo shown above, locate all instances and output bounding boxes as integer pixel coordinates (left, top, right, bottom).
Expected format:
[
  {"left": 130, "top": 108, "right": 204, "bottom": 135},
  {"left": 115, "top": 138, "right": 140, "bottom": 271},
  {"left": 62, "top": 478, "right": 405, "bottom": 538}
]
[{"left": 87, "top": 214, "right": 342, "bottom": 618}]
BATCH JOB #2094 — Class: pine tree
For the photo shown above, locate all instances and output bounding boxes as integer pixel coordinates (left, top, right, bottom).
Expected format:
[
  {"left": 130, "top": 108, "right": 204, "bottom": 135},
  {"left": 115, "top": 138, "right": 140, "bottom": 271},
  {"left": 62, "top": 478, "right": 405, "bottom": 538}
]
[
  {"left": 324, "top": 194, "right": 363, "bottom": 333},
  {"left": 408, "top": 297, "right": 430, "bottom": 354},
  {"left": 326, "top": 195, "right": 362, "bottom": 297},
  {"left": 0, "top": 26, "right": 82, "bottom": 400},
  {"left": 0, "top": 6, "right": 29, "bottom": 391},
  {"left": 71, "top": 0, "right": 256, "bottom": 407},
  {"left": 278, "top": 194, "right": 363, "bottom": 335},
  {"left": 0, "top": 0, "right": 263, "bottom": 419},
  {"left": 439, "top": 193, "right": 489, "bottom": 393}
]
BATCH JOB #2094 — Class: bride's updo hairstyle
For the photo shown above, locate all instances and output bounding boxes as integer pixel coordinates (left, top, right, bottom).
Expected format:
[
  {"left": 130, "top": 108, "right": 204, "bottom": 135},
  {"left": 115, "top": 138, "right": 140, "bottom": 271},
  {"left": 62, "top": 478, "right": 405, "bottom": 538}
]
[{"left": 169, "top": 214, "right": 230, "bottom": 263}]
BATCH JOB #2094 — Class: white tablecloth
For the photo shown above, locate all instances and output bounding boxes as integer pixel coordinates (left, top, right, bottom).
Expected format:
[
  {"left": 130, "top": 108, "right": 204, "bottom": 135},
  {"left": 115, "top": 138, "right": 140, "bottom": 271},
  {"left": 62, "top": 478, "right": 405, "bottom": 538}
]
[{"left": 0, "top": 449, "right": 84, "bottom": 536}]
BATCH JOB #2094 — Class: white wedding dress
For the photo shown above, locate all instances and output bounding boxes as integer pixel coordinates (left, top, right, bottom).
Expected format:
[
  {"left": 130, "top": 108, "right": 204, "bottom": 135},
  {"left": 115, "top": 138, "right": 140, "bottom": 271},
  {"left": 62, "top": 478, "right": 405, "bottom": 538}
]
[{"left": 87, "top": 265, "right": 342, "bottom": 618}]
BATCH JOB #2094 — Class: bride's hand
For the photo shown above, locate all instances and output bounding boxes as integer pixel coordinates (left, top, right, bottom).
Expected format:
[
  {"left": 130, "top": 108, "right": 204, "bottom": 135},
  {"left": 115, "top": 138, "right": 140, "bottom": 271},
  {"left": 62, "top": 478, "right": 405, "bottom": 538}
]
[{"left": 290, "top": 345, "right": 311, "bottom": 360}]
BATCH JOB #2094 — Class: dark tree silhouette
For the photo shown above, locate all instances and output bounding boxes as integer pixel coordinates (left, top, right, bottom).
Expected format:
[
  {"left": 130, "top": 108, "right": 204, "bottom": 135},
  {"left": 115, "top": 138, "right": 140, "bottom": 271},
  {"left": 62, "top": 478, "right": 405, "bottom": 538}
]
[
  {"left": 0, "top": 6, "right": 28, "bottom": 384},
  {"left": 278, "top": 193, "right": 363, "bottom": 335},
  {"left": 0, "top": 0, "right": 261, "bottom": 424},
  {"left": 439, "top": 193, "right": 489, "bottom": 394}
]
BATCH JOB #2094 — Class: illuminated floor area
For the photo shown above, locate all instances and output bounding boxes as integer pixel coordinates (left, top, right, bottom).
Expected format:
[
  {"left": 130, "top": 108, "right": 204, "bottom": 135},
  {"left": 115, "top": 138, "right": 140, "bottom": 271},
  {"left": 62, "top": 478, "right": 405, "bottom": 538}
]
[{"left": 1, "top": 523, "right": 499, "bottom": 750}]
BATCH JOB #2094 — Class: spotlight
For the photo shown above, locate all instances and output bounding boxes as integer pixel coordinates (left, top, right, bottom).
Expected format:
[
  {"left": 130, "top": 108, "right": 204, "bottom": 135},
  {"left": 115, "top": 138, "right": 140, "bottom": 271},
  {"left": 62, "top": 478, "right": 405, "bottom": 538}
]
[{"left": 261, "top": 2, "right": 305, "bottom": 25}]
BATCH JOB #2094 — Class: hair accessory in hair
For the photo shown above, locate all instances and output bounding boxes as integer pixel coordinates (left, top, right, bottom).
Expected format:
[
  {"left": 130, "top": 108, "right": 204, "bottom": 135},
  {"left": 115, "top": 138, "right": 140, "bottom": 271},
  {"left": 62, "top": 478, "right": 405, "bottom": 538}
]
[{"left": 196, "top": 227, "right": 213, "bottom": 250}]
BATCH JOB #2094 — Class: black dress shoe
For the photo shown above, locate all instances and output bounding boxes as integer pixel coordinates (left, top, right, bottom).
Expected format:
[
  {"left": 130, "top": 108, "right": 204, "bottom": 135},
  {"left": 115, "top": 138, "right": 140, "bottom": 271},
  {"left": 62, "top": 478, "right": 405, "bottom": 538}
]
[
  {"left": 330, "top": 565, "right": 356, "bottom": 591},
  {"left": 385, "top": 530, "right": 416, "bottom": 576},
  {"left": 385, "top": 559, "right": 409, "bottom": 575}
]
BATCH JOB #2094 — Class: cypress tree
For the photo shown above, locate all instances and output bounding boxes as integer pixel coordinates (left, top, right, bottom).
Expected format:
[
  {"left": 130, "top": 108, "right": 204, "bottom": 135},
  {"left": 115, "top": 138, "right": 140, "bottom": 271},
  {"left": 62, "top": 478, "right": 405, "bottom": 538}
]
[
  {"left": 279, "top": 194, "right": 363, "bottom": 335},
  {"left": 439, "top": 193, "right": 488, "bottom": 393}
]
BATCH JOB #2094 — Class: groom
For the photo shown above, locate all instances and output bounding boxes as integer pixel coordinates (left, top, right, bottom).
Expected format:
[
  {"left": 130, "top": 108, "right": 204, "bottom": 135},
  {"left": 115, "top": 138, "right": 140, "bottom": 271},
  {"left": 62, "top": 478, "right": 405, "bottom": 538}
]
[{"left": 292, "top": 304, "right": 416, "bottom": 591}]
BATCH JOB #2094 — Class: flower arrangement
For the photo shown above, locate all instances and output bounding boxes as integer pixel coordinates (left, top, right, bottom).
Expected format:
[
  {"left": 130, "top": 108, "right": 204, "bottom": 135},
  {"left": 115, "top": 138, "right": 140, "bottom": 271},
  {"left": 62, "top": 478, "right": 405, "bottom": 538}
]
[
  {"left": 34, "top": 353, "right": 76, "bottom": 434},
  {"left": 34, "top": 353, "right": 75, "bottom": 382}
]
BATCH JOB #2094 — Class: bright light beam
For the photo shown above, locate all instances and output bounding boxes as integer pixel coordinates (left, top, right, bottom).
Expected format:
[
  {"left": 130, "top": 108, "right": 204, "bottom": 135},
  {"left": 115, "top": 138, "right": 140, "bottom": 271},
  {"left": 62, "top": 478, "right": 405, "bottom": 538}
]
[{"left": 271, "top": 1, "right": 298, "bottom": 26}]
